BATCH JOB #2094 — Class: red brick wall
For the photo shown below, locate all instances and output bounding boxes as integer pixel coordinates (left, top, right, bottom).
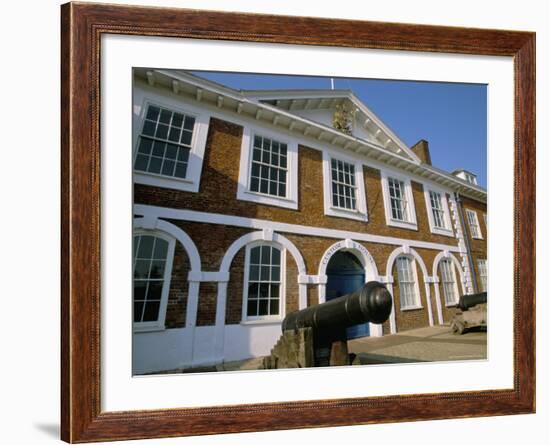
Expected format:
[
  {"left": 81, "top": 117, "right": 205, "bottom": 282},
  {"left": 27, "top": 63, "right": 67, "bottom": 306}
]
[
  {"left": 226, "top": 250, "right": 245, "bottom": 325},
  {"left": 164, "top": 242, "right": 189, "bottom": 328}
]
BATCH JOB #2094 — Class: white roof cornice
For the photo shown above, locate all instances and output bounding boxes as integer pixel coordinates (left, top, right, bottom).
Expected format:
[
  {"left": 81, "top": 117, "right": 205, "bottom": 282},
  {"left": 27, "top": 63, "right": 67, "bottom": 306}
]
[{"left": 135, "top": 69, "right": 486, "bottom": 203}]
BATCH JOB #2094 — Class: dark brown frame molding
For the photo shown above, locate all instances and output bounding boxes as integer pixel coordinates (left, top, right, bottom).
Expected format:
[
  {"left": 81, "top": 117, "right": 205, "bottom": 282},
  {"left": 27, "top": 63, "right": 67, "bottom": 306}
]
[{"left": 61, "top": 2, "right": 536, "bottom": 442}]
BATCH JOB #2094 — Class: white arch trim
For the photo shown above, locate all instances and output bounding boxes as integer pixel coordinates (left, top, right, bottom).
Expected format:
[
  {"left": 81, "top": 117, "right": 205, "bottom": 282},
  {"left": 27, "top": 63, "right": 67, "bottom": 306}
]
[
  {"left": 431, "top": 251, "right": 467, "bottom": 325},
  {"left": 134, "top": 217, "right": 202, "bottom": 366},
  {"left": 432, "top": 251, "right": 467, "bottom": 295},
  {"left": 220, "top": 229, "right": 306, "bottom": 275},
  {"left": 318, "top": 238, "right": 380, "bottom": 279},
  {"left": 385, "top": 245, "right": 434, "bottom": 331},
  {"left": 214, "top": 230, "right": 308, "bottom": 361},
  {"left": 134, "top": 217, "right": 202, "bottom": 272}
]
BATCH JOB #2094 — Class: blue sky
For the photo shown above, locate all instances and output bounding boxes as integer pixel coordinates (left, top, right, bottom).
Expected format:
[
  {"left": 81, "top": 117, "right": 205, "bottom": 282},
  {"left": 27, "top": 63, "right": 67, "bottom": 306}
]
[{"left": 191, "top": 71, "right": 487, "bottom": 188}]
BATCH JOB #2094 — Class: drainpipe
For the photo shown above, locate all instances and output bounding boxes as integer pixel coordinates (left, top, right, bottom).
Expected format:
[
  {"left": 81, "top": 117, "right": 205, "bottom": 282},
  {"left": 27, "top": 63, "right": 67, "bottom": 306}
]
[{"left": 454, "top": 192, "right": 479, "bottom": 294}]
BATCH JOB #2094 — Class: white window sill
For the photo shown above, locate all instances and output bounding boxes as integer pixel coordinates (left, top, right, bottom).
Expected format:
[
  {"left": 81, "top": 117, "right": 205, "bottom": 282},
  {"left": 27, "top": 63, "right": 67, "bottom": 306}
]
[
  {"left": 430, "top": 226, "right": 455, "bottom": 237},
  {"left": 445, "top": 302, "right": 459, "bottom": 308},
  {"left": 471, "top": 235, "right": 484, "bottom": 240},
  {"left": 326, "top": 206, "right": 368, "bottom": 222},
  {"left": 133, "top": 325, "right": 166, "bottom": 333},
  {"left": 240, "top": 318, "right": 284, "bottom": 326},
  {"left": 387, "top": 218, "right": 418, "bottom": 231},
  {"left": 237, "top": 188, "right": 298, "bottom": 210},
  {"left": 400, "top": 305, "right": 424, "bottom": 312},
  {"left": 134, "top": 171, "right": 199, "bottom": 193}
]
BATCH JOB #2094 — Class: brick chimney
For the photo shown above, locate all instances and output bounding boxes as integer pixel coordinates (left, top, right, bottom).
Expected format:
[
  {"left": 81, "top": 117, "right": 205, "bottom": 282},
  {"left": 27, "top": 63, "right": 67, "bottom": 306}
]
[{"left": 411, "top": 139, "right": 432, "bottom": 165}]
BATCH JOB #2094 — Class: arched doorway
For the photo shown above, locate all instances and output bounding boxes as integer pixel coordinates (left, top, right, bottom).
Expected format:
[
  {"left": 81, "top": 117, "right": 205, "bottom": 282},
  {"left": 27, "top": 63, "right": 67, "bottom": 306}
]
[{"left": 326, "top": 251, "right": 369, "bottom": 339}]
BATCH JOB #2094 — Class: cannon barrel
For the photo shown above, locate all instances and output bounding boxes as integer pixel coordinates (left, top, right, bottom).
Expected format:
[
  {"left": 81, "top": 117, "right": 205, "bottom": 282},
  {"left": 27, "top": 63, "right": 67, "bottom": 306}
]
[
  {"left": 282, "top": 281, "right": 392, "bottom": 332},
  {"left": 457, "top": 292, "right": 487, "bottom": 311}
]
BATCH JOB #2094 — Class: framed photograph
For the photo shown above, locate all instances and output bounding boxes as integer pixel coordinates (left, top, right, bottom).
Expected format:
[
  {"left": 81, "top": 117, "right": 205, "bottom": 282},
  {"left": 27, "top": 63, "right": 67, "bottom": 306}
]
[{"left": 61, "top": 2, "right": 535, "bottom": 442}]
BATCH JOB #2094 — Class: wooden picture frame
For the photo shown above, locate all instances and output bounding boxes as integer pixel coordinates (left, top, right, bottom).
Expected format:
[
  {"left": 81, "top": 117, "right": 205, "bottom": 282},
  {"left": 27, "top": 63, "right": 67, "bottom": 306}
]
[{"left": 61, "top": 2, "right": 535, "bottom": 442}]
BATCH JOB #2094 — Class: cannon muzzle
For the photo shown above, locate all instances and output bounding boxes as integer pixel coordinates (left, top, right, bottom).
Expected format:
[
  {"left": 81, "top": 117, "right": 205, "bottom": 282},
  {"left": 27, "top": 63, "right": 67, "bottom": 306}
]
[
  {"left": 282, "top": 281, "right": 392, "bottom": 332},
  {"left": 456, "top": 292, "right": 487, "bottom": 311}
]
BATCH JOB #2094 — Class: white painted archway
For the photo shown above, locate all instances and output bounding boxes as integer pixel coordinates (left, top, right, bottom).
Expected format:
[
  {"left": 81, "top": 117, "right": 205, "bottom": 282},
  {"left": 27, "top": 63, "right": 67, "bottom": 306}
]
[
  {"left": 317, "top": 238, "right": 380, "bottom": 303},
  {"left": 317, "top": 239, "right": 382, "bottom": 337},
  {"left": 432, "top": 251, "right": 467, "bottom": 324},
  {"left": 133, "top": 217, "right": 202, "bottom": 367},
  {"left": 214, "top": 229, "right": 307, "bottom": 360},
  {"left": 385, "top": 245, "right": 433, "bottom": 334}
]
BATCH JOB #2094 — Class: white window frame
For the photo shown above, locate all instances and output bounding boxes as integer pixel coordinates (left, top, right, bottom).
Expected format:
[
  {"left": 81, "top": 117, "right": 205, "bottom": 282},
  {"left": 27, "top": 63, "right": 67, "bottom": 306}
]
[
  {"left": 380, "top": 169, "right": 418, "bottom": 230},
  {"left": 237, "top": 125, "right": 299, "bottom": 209},
  {"left": 466, "top": 209, "right": 483, "bottom": 239},
  {"left": 322, "top": 150, "right": 368, "bottom": 222},
  {"left": 133, "top": 95, "right": 210, "bottom": 193},
  {"left": 241, "top": 241, "right": 287, "bottom": 323},
  {"left": 423, "top": 187, "right": 454, "bottom": 237},
  {"left": 478, "top": 259, "right": 488, "bottom": 292},
  {"left": 440, "top": 258, "right": 460, "bottom": 306},
  {"left": 396, "top": 255, "right": 422, "bottom": 310},
  {"left": 132, "top": 230, "right": 176, "bottom": 332}
]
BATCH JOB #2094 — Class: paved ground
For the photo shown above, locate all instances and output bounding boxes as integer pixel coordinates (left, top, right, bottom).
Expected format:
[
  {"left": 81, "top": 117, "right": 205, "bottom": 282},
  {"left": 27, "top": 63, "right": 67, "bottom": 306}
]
[
  {"left": 148, "top": 325, "right": 486, "bottom": 375},
  {"left": 348, "top": 325, "right": 487, "bottom": 364}
]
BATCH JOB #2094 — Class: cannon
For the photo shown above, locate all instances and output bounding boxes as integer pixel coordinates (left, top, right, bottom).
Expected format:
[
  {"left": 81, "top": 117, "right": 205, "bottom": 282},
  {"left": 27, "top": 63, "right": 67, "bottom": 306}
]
[
  {"left": 456, "top": 292, "right": 487, "bottom": 311},
  {"left": 264, "top": 281, "right": 393, "bottom": 368},
  {"left": 451, "top": 291, "right": 487, "bottom": 335}
]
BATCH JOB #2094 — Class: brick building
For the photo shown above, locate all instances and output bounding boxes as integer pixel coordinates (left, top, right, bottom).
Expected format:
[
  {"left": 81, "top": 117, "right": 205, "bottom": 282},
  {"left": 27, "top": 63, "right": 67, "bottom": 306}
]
[{"left": 132, "top": 69, "right": 487, "bottom": 374}]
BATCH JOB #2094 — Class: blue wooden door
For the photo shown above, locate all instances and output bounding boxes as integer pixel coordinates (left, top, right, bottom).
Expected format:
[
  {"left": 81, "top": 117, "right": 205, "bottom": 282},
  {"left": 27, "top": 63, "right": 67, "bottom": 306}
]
[{"left": 326, "top": 270, "right": 370, "bottom": 339}]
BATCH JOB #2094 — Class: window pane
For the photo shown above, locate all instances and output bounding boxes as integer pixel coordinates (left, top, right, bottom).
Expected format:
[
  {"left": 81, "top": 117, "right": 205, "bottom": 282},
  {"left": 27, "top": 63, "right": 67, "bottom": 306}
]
[
  {"left": 134, "top": 281, "right": 147, "bottom": 300},
  {"left": 172, "top": 113, "right": 183, "bottom": 128},
  {"left": 174, "top": 162, "right": 187, "bottom": 178},
  {"left": 159, "top": 109, "right": 172, "bottom": 124},
  {"left": 183, "top": 116, "right": 195, "bottom": 130},
  {"left": 250, "top": 246, "right": 261, "bottom": 264},
  {"left": 133, "top": 260, "right": 150, "bottom": 279},
  {"left": 168, "top": 127, "right": 181, "bottom": 142},
  {"left": 258, "top": 299, "right": 269, "bottom": 316},
  {"left": 177, "top": 147, "right": 189, "bottom": 163},
  {"left": 138, "top": 138, "right": 153, "bottom": 154},
  {"left": 142, "top": 120, "right": 156, "bottom": 136},
  {"left": 247, "top": 299, "right": 258, "bottom": 316},
  {"left": 181, "top": 130, "right": 192, "bottom": 146},
  {"left": 136, "top": 236, "right": 154, "bottom": 258},
  {"left": 248, "top": 283, "right": 259, "bottom": 298},
  {"left": 249, "top": 265, "right": 259, "bottom": 281},
  {"left": 147, "top": 282, "right": 163, "bottom": 301},
  {"left": 155, "top": 123, "right": 169, "bottom": 139},
  {"left": 146, "top": 105, "right": 160, "bottom": 121},
  {"left": 260, "top": 265, "right": 270, "bottom": 281},
  {"left": 134, "top": 302, "right": 144, "bottom": 322},
  {"left": 149, "top": 260, "right": 165, "bottom": 279},
  {"left": 152, "top": 141, "right": 165, "bottom": 157},
  {"left": 148, "top": 157, "right": 162, "bottom": 174},
  {"left": 134, "top": 154, "right": 149, "bottom": 172},
  {"left": 142, "top": 301, "right": 160, "bottom": 322},
  {"left": 261, "top": 246, "right": 271, "bottom": 264}
]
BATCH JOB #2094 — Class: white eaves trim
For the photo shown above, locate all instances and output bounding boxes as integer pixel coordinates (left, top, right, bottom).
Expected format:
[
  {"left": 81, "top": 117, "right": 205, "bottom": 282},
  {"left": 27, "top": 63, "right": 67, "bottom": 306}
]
[
  {"left": 137, "top": 69, "right": 486, "bottom": 202},
  {"left": 322, "top": 150, "right": 368, "bottom": 222}
]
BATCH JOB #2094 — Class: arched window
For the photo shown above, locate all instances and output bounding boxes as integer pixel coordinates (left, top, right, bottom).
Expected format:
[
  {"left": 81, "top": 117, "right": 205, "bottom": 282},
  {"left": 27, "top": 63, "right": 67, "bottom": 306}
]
[
  {"left": 243, "top": 243, "right": 284, "bottom": 320},
  {"left": 440, "top": 258, "right": 459, "bottom": 305},
  {"left": 133, "top": 232, "right": 175, "bottom": 330},
  {"left": 396, "top": 255, "right": 421, "bottom": 309}
]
